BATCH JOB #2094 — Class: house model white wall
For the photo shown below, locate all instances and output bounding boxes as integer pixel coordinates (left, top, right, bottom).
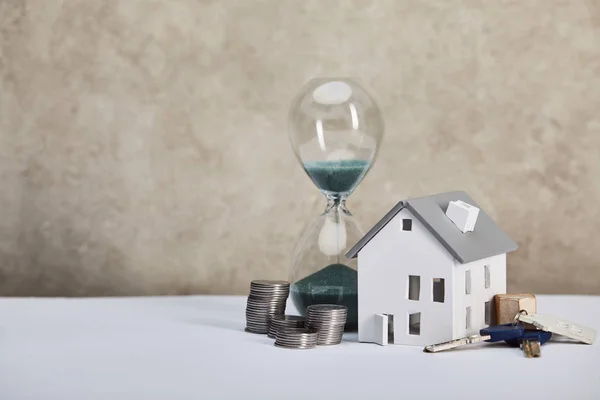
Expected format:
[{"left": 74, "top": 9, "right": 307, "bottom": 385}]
[{"left": 345, "top": 191, "right": 518, "bottom": 346}]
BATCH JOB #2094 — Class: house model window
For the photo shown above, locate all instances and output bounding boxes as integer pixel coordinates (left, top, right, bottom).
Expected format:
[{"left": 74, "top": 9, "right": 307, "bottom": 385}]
[
  {"left": 432, "top": 278, "right": 445, "bottom": 303},
  {"left": 484, "top": 265, "right": 491, "bottom": 288},
  {"left": 484, "top": 301, "right": 492, "bottom": 325},
  {"left": 465, "top": 270, "right": 472, "bottom": 294},
  {"left": 409, "top": 313, "right": 420, "bottom": 335},
  {"left": 408, "top": 275, "right": 420, "bottom": 300},
  {"left": 466, "top": 307, "right": 472, "bottom": 329},
  {"left": 402, "top": 219, "right": 412, "bottom": 231}
]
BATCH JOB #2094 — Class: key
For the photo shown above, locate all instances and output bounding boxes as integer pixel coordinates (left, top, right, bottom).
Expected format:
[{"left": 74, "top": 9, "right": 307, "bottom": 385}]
[
  {"left": 424, "top": 323, "right": 524, "bottom": 353},
  {"left": 505, "top": 330, "right": 553, "bottom": 358},
  {"left": 517, "top": 313, "right": 596, "bottom": 345}
]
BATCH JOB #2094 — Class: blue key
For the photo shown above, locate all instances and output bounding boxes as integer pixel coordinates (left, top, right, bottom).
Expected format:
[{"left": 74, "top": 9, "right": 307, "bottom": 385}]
[
  {"left": 505, "top": 330, "right": 552, "bottom": 358},
  {"left": 480, "top": 323, "right": 525, "bottom": 342},
  {"left": 424, "top": 323, "right": 525, "bottom": 352}
]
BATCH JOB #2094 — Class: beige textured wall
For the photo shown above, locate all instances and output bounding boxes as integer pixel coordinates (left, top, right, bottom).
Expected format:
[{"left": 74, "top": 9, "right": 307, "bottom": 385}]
[{"left": 1, "top": 0, "right": 599, "bottom": 297}]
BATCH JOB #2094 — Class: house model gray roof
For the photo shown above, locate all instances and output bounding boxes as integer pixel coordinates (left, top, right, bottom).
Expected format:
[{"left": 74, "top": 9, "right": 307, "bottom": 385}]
[{"left": 345, "top": 191, "right": 518, "bottom": 264}]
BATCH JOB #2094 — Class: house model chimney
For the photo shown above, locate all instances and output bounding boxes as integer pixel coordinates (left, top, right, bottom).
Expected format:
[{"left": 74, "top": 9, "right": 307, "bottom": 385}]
[{"left": 445, "top": 200, "right": 480, "bottom": 233}]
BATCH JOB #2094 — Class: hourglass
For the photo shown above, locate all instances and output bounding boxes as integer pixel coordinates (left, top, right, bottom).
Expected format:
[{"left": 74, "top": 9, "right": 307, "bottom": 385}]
[{"left": 287, "top": 78, "right": 384, "bottom": 330}]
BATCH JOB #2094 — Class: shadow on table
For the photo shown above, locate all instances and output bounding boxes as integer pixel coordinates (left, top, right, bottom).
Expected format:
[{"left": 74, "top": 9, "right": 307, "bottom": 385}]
[{"left": 342, "top": 332, "right": 359, "bottom": 343}]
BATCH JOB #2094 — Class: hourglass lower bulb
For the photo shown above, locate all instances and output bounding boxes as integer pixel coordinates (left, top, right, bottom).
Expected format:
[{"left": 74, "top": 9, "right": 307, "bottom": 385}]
[{"left": 287, "top": 78, "right": 384, "bottom": 330}]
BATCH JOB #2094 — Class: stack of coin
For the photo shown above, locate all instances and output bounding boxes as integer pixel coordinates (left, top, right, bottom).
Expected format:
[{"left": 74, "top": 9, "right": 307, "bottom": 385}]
[
  {"left": 267, "top": 315, "right": 306, "bottom": 339},
  {"left": 274, "top": 327, "right": 318, "bottom": 349},
  {"left": 305, "top": 304, "right": 348, "bottom": 346},
  {"left": 245, "top": 280, "right": 290, "bottom": 334}
]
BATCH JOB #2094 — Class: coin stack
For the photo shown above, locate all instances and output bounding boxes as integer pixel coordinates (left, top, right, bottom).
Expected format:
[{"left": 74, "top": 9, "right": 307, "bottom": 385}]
[
  {"left": 305, "top": 304, "right": 348, "bottom": 346},
  {"left": 274, "top": 327, "right": 318, "bottom": 349},
  {"left": 267, "top": 315, "right": 306, "bottom": 339},
  {"left": 245, "top": 280, "right": 290, "bottom": 334}
]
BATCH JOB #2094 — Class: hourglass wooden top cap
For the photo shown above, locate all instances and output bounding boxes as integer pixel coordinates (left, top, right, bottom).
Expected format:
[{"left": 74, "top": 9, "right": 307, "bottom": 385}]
[{"left": 345, "top": 190, "right": 518, "bottom": 264}]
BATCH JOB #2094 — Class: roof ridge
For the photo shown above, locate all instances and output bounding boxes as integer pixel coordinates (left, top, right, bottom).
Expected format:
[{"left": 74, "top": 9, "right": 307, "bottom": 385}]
[{"left": 345, "top": 190, "right": 518, "bottom": 263}]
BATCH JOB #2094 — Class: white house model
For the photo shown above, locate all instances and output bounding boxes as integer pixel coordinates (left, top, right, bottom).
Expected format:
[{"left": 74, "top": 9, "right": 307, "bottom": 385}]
[{"left": 345, "top": 191, "right": 518, "bottom": 346}]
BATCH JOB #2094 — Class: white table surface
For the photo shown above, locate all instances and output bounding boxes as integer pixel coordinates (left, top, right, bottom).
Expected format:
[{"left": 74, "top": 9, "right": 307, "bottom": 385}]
[{"left": 0, "top": 295, "right": 598, "bottom": 400}]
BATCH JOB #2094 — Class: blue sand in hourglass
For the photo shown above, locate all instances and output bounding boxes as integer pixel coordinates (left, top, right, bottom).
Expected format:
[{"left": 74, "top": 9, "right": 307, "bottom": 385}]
[
  {"left": 291, "top": 263, "right": 358, "bottom": 331},
  {"left": 303, "top": 160, "right": 370, "bottom": 195}
]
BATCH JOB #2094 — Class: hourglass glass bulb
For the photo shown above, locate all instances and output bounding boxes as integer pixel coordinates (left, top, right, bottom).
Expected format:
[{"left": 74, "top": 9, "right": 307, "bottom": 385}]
[
  {"left": 318, "top": 214, "right": 347, "bottom": 257},
  {"left": 288, "top": 77, "right": 384, "bottom": 199}
]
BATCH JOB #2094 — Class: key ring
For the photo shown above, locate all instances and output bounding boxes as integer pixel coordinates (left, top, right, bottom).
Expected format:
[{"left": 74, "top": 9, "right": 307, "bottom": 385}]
[{"left": 513, "top": 309, "right": 528, "bottom": 325}]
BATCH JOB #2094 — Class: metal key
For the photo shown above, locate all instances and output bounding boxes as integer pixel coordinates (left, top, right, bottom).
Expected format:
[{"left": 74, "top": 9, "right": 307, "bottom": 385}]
[
  {"left": 424, "top": 323, "right": 524, "bottom": 353},
  {"left": 517, "top": 313, "right": 596, "bottom": 344},
  {"left": 505, "top": 330, "right": 553, "bottom": 358}
]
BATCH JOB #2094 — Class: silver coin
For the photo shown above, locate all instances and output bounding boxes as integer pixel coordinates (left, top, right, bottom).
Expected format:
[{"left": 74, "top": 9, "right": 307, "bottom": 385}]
[
  {"left": 306, "top": 314, "right": 347, "bottom": 320},
  {"left": 246, "top": 305, "right": 286, "bottom": 310},
  {"left": 245, "top": 317, "right": 273, "bottom": 323},
  {"left": 306, "top": 324, "right": 346, "bottom": 329},
  {"left": 246, "top": 322, "right": 269, "bottom": 327},
  {"left": 246, "top": 299, "right": 287, "bottom": 305},
  {"left": 249, "top": 286, "right": 290, "bottom": 291},
  {"left": 310, "top": 325, "right": 345, "bottom": 331},
  {"left": 306, "top": 311, "right": 347, "bottom": 315},
  {"left": 247, "top": 316, "right": 281, "bottom": 322},
  {"left": 306, "top": 304, "right": 348, "bottom": 312},
  {"left": 306, "top": 322, "right": 346, "bottom": 326},
  {"left": 246, "top": 297, "right": 288, "bottom": 303},
  {"left": 245, "top": 327, "right": 269, "bottom": 333},
  {"left": 307, "top": 320, "right": 346, "bottom": 325},
  {"left": 247, "top": 303, "right": 286, "bottom": 308},
  {"left": 247, "top": 312, "right": 285, "bottom": 319},
  {"left": 268, "top": 324, "right": 306, "bottom": 338},
  {"left": 246, "top": 326, "right": 269, "bottom": 331},
  {"left": 306, "top": 307, "right": 347, "bottom": 312},
  {"left": 246, "top": 313, "right": 272, "bottom": 319},
  {"left": 307, "top": 320, "right": 346, "bottom": 324},
  {"left": 315, "top": 333, "right": 343, "bottom": 339},
  {"left": 248, "top": 295, "right": 289, "bottom": 301},
  {"left": 270, "top": 315, "right": 305, "bottom": 323},
  {"left": 247, "top": 326, "right": 269, "bottom": 332},
  {"left": 306, "top": 308, "right": 347, "bottom": 314},
  {"left": 246, "top": 306, "right": 287, "bottom": 312},
  {"left": 276, "top": 327, "right": 310, "bottom": 334},
  {"left": 246, "top": 307, "right": 283, "bottom": 313},
  {"left": 269, "top": 316, "right": 305, "bottom": 327},
  {"left": 248, "top": 288, "right": 290, "bottom": 293},
  {"left": 246, "top": 312, "right": 271, "bottom": 317},
  {"left": 245, "top": 318, "right": 270, "bottom": 324},
  {"left": 246, "top": 315, "right": 276, "bottom": 321},
  {"left": 246, "top": 305, "right": 286, "bottom": 311},
  {"left": 306, "top": 313, "right": 347, "bottom": 317},
  {"left": 270, "top": 321, "right": 305, "bottom": 329},
  {"left": 274, "top": 329, "right": 318, "bottom": 348},
  {"left": 245, "top": 319, "right": 270, "bottom": 325},
  {"left": 306, "top": 316, "right": 347, "bottom": 321},
  {"left": 251, "top": 279, "right": 289, "bottom": 285},
  {"left": 276, "top": 342, "right": 317, "bottom": 348},
  {"left": 310, "top": 326, "right": 345, "bottom": 332},
  {"left": 275, "top": 342, "right": 315, "bottom": 347}
]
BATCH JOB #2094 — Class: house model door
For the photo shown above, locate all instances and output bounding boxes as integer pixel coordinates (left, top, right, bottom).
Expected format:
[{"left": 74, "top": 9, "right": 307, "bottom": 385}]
[{"left": 374, "top": 314, "right": 394, "bottom": 346}]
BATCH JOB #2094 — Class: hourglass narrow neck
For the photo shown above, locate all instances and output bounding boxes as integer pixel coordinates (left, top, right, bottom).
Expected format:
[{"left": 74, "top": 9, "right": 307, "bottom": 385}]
[{"left": 324, "top": 197, "right": 351, "bottom": 215}]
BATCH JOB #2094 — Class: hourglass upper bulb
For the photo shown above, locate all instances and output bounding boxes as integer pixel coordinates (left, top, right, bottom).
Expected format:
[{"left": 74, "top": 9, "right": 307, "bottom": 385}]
[{"left": 288, "top": 78, "right": 384, "bottom": 198}]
